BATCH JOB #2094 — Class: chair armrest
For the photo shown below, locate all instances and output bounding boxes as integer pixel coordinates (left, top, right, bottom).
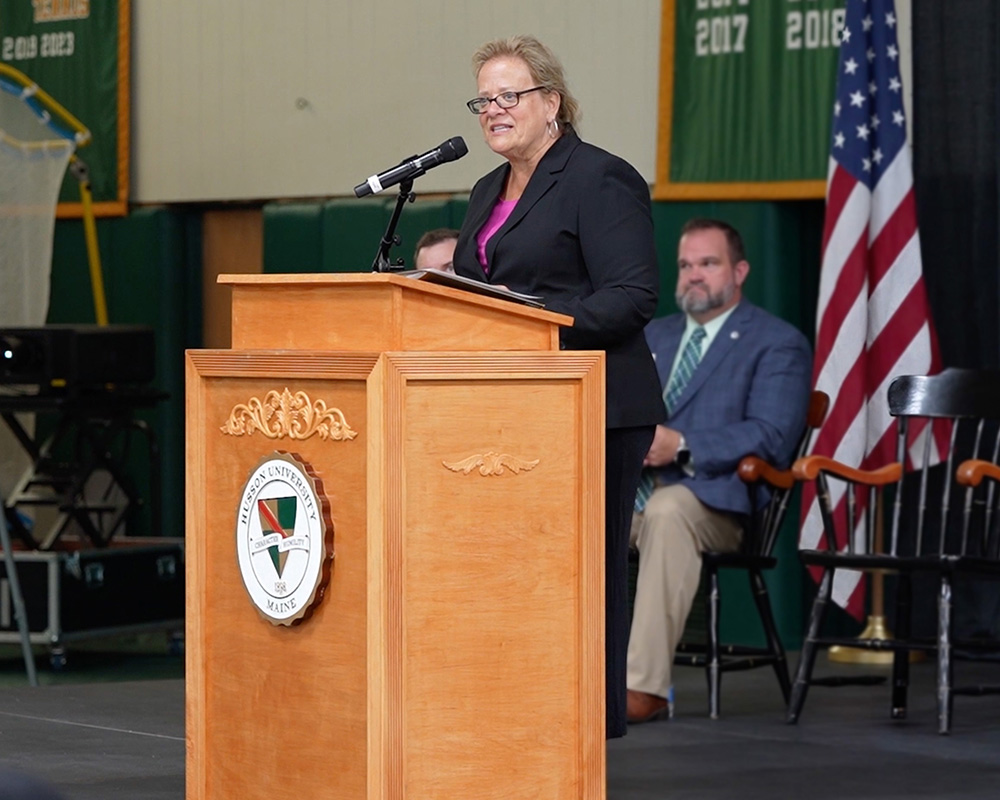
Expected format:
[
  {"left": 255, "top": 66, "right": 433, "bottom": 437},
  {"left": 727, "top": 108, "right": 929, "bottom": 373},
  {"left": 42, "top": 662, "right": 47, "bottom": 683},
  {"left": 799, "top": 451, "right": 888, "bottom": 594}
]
[
  {"left": 792, "top": 454, "right": 902, "bottom": 485},
  {"left": 956, "top": 459, "right": 1000, "bottom": 488},
  {"left": 808, "top": 391, "right": 831, "bottom": 428},
  {"left": 738, "top": 456, "right": 794, "bottom": 491}
]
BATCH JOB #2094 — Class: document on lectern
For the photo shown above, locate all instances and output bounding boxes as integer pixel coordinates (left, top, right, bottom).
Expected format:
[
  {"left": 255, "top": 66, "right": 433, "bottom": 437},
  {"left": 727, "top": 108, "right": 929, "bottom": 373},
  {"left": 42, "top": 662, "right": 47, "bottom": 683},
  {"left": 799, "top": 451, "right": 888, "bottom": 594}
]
[{"left": 403, "top": 269, "right": 545, "bottom": 308}]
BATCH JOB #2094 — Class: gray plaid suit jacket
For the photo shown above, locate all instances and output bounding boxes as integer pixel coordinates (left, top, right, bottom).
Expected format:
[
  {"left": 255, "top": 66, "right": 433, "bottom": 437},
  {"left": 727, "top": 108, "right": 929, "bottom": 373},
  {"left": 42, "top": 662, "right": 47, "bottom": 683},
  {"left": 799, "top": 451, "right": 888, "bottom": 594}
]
[{"left": 645, "top": 299, "right": 813, "bottom": 516}]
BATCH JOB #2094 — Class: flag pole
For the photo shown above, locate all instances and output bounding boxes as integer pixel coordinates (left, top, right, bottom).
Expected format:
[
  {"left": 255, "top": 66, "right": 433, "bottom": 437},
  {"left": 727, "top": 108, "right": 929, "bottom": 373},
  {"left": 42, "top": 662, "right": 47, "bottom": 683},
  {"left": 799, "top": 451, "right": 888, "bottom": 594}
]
[{"left": 828, "top": 489, "right": 922, "bottom": 664}]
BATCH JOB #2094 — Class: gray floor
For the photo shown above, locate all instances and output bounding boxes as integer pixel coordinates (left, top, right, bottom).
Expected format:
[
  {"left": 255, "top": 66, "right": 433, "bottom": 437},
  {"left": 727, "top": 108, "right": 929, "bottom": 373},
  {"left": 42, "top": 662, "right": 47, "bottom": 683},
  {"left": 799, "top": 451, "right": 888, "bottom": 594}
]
[
  {"left": 1, "top": 652, "right": 999, "bottom": 799},
  {"left": 611, "top": 656, "right": 1000, "bottom": 799},
  {"left": 0, "top": 680, "right": 184, "bottom": 800}
]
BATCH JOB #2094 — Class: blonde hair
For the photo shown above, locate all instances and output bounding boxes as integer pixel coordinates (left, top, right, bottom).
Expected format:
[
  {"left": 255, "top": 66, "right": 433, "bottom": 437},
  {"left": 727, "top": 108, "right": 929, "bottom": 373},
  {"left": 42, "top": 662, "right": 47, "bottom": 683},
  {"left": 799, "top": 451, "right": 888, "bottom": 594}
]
[{"left": 472, "top": 35, "right": 580, "bottom": 129}]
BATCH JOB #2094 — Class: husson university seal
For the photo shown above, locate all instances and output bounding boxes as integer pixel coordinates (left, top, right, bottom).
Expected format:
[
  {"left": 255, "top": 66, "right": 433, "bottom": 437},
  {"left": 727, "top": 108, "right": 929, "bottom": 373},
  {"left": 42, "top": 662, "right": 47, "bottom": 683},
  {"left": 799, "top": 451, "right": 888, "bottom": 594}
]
[{"left": 235, "top": 452, "right": 333, "bottom": 626}]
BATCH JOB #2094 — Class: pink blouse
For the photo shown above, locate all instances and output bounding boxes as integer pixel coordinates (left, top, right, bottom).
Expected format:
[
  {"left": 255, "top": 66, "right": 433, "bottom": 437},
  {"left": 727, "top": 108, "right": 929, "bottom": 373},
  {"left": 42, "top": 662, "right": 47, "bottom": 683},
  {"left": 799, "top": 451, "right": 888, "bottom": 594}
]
[{"left": 476, "top": 197, "right": 517, "bottom": 273}]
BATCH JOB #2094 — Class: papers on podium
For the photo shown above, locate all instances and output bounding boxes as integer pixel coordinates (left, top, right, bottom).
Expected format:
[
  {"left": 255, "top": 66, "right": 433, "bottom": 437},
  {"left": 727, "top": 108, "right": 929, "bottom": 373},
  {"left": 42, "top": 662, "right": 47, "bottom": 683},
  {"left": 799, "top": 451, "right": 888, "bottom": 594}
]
[{"left": 403, "top": 269, "right": 545, "bottom": 308}]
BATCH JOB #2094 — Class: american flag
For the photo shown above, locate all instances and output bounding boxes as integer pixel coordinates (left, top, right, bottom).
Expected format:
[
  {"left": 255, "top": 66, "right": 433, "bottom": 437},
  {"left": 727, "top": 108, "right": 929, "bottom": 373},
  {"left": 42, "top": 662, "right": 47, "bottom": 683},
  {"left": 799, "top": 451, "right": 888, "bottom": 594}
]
[{"left": 798, "top": 0, "right": 945, "bottom": 617}]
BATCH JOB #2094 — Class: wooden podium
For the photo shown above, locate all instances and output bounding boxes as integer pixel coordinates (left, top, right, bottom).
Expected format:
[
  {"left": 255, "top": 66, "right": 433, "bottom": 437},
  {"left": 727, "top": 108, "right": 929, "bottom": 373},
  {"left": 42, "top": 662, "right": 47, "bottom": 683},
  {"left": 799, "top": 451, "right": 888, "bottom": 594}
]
[{"left": 185, "top": 274, "right": 606, "bottom": 799}]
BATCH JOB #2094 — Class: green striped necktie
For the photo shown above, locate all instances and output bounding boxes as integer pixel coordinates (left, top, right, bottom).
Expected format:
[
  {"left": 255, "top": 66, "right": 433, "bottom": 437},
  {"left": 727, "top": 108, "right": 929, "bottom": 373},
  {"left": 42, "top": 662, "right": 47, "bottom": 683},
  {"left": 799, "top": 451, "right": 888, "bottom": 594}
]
[{"left": 634, "top": 326, "right": 706, "bottom": 513}]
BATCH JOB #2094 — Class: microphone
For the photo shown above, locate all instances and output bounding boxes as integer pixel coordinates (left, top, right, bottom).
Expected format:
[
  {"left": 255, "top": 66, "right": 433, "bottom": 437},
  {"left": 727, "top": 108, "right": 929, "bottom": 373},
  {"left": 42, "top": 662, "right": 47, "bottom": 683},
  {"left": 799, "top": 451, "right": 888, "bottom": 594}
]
[{"left": 354, "top": 136, "right": 468, "bottom": 197}]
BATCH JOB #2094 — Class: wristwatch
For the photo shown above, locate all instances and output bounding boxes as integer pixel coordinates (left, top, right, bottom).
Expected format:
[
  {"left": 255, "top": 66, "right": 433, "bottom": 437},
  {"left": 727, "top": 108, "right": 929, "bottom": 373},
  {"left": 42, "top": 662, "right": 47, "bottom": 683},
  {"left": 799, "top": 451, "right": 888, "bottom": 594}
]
[{"left": 675, "top": 433, "right": 691, "bottom": 467}]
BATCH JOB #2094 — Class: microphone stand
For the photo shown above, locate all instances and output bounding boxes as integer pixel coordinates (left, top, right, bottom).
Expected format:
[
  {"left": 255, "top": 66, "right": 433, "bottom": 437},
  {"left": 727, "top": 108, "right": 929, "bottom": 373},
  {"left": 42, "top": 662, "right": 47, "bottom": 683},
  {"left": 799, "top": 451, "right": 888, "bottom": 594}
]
[{"left": 371, "top": 176, "right": 418, "bottom": 272}]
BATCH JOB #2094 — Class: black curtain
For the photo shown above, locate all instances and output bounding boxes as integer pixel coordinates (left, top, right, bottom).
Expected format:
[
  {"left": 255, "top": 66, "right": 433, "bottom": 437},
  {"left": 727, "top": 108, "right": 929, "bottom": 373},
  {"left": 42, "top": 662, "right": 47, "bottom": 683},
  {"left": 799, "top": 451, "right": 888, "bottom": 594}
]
[
  {"left": 913, "top": 1, "right": 1000, "bottom": 369},
  {"left": 911, "top": 1, "right": 1000, "bottom": 641}
]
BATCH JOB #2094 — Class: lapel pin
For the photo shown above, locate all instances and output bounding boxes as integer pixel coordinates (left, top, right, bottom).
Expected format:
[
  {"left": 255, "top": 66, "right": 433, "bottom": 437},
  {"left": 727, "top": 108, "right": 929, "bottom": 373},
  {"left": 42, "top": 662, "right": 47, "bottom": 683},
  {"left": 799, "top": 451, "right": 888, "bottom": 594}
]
[{"left": 730, "top": 331, "right": 740, "bottom": 340}]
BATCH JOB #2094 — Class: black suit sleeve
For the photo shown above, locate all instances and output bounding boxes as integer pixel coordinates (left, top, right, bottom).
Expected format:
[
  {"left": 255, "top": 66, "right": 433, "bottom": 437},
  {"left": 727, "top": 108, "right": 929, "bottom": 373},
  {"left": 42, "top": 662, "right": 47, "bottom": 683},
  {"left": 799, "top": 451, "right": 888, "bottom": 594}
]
[{"left": 545, "top": 159, "right": 660, "bottom": 350}]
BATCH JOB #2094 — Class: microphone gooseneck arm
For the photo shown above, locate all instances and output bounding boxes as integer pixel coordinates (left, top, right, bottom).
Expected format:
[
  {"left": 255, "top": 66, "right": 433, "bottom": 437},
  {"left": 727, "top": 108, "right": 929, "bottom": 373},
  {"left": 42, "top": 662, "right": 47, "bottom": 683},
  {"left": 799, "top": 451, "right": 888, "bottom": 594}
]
[{"left": 371, "top": 178, "right": 416, "bottom": 273}]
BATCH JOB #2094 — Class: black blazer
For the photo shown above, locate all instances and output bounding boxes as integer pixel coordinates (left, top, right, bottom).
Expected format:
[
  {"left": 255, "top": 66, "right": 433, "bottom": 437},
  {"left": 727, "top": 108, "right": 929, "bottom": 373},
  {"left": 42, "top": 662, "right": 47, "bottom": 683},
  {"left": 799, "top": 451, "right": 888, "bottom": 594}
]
[{"left": 454, "top": 129, "right": 665, "bottom": 429}]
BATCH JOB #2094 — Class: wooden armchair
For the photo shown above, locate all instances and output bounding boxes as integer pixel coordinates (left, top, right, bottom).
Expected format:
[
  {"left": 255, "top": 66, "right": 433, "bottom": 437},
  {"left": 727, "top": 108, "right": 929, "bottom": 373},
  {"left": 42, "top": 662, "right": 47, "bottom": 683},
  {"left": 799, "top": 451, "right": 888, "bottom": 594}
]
[
  {"left": 673, "top": 390, "right": 829, "bottom": 718},
  {"left": 787, "top": 368, "right": 1000, "bottom": 733}
]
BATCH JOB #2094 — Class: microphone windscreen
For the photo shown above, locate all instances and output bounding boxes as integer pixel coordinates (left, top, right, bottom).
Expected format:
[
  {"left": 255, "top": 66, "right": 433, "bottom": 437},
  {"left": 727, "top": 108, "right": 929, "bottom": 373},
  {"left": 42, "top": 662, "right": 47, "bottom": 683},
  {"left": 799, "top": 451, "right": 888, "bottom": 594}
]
[{"left": 442, "top": 136, "right": 468, "bottom": 162}]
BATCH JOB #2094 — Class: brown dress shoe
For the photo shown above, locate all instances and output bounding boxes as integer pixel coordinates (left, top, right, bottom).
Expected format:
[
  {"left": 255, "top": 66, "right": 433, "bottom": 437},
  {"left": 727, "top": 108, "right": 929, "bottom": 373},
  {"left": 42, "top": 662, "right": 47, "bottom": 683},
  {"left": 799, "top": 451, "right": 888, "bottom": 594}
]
[{"left": 626, "top": 689, "right": 669, "bottom": 723}]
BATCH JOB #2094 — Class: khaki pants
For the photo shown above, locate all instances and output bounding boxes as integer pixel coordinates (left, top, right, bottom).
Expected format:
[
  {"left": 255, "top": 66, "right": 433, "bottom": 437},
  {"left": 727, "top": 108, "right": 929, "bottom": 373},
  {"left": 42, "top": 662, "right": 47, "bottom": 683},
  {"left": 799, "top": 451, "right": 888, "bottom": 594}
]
[{"left": 626, "top": 484, "right": 743, "bottom": 698}]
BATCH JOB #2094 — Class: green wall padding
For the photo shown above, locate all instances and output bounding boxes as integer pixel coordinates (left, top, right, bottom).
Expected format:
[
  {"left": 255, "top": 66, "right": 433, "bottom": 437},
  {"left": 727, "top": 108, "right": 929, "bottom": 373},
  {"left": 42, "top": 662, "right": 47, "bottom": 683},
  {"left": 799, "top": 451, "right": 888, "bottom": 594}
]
[
  {"left": 446, "top": 195, "right": 470, "bottom": 230},
  {"left": 320, "top": 196, "right": 461, "bottom": 272},
  {"left": 319, "top": 198, "right": 390, "bottom": 272},
  {"left": 265, "top": 196, "right": 466, "bottom": 274},
  {"left": 262, "top": 202, "right": 324, "bottom": 273},
  {"left": 48, "top": 207, "right": 202, "bottom": 543}
]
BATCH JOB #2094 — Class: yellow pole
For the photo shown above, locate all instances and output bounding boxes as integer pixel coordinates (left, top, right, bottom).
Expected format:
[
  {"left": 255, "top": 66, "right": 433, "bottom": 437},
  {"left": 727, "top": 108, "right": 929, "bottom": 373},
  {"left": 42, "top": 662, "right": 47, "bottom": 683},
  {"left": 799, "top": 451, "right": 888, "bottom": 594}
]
[{"left": 72, "top": 156, "right": 108, "bottom": 326}]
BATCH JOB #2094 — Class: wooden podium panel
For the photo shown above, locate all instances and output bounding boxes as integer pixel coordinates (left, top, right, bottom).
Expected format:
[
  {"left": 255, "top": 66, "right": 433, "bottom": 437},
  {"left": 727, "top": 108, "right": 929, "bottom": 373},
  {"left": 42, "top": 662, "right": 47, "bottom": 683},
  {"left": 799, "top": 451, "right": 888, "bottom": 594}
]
[
  {"left": 220, "top": 274, "right": 572, "bottom": 353},
  {"left": 186, "top": 354, "right": 376, "bottom": 800},
  {"left": 186, "top": 349, "right": 605, "bottom": 799}
]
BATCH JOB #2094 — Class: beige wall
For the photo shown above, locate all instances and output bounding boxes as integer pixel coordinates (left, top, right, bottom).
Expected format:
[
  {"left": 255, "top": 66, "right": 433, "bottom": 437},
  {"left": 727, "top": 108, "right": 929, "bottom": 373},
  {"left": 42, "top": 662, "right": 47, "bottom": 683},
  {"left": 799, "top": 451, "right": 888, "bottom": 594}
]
[
  {"left": 131, "top": 0, "right": 662, "bottom": 203},
  {"left": 129, "top": 1, "right": 913, "bottom": 205}
]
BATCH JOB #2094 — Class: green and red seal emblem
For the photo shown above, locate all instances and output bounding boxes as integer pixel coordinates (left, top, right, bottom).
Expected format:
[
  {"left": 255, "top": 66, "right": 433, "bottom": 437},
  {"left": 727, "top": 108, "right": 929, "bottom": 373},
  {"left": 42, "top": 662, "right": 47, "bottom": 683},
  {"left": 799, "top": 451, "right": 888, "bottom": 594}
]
[{"left": 235, "top": 452, "right": 333, "bottom": 625}]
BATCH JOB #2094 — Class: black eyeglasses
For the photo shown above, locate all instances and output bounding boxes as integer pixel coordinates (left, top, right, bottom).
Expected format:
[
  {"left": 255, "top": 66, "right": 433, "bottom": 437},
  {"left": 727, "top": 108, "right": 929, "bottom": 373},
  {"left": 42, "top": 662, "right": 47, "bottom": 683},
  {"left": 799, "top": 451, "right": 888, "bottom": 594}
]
[{"left": 466, "top": 86, "right": 546, "bottom": 115}]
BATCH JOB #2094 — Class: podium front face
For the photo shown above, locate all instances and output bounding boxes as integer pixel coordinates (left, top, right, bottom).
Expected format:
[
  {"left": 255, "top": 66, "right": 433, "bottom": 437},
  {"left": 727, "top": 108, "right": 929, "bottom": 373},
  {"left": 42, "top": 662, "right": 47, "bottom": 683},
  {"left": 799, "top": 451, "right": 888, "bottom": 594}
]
[{"left": 186, "top": 347, "right": 605, "bottom": 799}]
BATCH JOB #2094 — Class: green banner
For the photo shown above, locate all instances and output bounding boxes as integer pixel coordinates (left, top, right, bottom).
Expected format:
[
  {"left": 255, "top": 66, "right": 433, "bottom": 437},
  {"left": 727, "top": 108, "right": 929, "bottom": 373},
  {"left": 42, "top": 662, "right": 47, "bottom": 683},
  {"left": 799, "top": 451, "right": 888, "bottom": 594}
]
[
  {"left": 0, "top": 0, "right": 128, "bottom": 214},
  {"left": 656, "top": 0, "right": 843, "bottom": 200}
]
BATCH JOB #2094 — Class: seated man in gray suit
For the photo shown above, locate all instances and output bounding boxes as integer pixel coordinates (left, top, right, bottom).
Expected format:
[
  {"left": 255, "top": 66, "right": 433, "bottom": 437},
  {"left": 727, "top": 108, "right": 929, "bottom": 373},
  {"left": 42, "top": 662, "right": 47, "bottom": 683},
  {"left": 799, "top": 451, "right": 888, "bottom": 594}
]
[{"left": 626, "top": 218, "right": 813, "bottom": 723}]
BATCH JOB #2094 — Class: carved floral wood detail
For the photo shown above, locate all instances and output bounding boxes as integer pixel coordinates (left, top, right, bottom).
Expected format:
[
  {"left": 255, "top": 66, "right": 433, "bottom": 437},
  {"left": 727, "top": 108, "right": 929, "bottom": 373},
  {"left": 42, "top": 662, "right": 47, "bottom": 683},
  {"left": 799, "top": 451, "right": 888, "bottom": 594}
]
[
  {"left": 221, "top": 388, "right": 358, "bottom": 441},
  {"left": 442, "top": 452, "right": 539, "bottom": 476}
]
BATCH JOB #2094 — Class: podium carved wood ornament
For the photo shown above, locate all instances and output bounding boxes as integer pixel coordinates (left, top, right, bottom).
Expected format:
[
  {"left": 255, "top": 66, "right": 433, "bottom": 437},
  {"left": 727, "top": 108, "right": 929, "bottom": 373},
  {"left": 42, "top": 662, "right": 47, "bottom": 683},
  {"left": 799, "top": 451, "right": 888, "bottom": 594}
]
[
  {"left": 221, "top": 388, "right": 358, "bottom": 442},
  {"left": 442, "top": 451, "right": 540, "bottom": 476}
]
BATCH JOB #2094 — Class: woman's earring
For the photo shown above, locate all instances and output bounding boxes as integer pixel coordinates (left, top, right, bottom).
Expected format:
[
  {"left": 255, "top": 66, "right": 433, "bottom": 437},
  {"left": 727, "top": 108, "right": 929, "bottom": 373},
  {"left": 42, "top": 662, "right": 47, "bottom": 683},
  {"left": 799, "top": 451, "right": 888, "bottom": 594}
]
[{"left": 548, "top": 120, "right": 558, "bottom": 138}]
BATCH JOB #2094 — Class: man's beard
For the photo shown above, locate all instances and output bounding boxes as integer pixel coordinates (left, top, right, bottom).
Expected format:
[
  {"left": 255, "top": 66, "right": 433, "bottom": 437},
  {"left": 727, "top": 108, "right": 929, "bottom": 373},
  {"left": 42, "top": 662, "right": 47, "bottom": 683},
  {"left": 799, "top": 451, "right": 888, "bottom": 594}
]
[{"left": 676, "top": 281, "right": 735, "bottom": 315}]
